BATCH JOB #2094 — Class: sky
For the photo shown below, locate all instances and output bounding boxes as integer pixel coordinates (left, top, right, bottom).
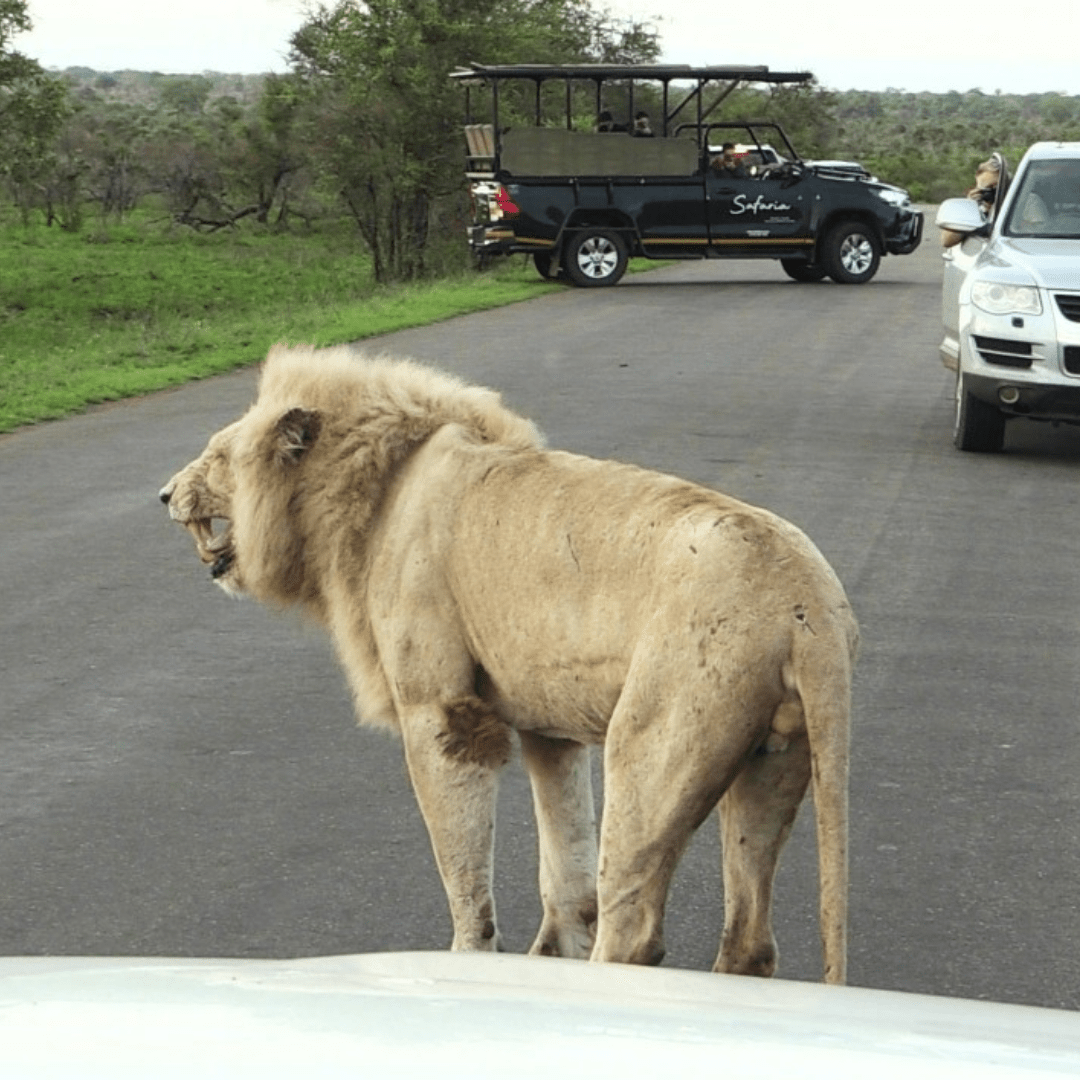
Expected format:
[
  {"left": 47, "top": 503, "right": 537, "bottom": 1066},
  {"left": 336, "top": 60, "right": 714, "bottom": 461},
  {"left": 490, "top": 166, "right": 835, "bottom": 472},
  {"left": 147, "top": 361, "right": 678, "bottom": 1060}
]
[{"left": 15, "top": 0, "right": 1080, "bottom": 96}]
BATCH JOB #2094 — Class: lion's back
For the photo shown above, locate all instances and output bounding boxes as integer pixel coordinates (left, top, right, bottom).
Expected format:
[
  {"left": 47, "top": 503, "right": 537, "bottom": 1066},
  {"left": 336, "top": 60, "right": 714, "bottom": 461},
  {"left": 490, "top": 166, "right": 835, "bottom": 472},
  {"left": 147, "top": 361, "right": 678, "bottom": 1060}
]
[
  {"left": 404, "top": 437, "right": 842, "bottom": 645},
  {"left": 448, "top": 444, "right": 842, "bottom": 604}
]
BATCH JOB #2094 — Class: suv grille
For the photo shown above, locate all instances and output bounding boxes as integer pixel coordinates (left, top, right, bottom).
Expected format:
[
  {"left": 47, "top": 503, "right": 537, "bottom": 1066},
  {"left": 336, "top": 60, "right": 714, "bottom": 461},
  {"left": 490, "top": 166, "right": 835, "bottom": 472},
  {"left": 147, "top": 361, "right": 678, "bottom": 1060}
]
[
  {"left": 973, "top": 335, "right": 1033, "bottom": 369},
  {"left": 1055, "top": 294, "right": 1080, "bottom": 322}
]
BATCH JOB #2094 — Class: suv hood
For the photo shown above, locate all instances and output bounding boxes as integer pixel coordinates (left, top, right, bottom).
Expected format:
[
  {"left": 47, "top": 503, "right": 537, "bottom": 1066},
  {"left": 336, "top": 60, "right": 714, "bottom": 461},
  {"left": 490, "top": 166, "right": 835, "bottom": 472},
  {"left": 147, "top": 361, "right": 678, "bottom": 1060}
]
[{"left": 980, "top": 236, "right": 1080, "bottom": 291}]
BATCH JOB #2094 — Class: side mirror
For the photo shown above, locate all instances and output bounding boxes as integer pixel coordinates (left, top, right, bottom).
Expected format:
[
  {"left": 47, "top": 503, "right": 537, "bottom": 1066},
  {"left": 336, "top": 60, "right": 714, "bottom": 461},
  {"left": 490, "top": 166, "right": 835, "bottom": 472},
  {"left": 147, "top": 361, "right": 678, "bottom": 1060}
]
[{"left": 935, "top": 197, "right": 987, "bottom": 236}]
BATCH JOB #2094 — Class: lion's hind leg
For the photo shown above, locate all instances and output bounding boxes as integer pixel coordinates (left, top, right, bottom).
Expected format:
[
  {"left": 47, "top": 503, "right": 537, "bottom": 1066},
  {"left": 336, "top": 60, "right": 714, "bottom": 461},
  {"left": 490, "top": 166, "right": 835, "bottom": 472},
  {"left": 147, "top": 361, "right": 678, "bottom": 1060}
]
[
  {"left": 716, "top": 614, "right": 854, "bottom": 984},
  {"left": 714, "top": 717, "right": 812, "bottom": 978},
  {"left": 590, "top": 669, "right": 771, "bottom": 968},
  {"left": 519, "top": 732, "right": 598, "bottom": 959}
]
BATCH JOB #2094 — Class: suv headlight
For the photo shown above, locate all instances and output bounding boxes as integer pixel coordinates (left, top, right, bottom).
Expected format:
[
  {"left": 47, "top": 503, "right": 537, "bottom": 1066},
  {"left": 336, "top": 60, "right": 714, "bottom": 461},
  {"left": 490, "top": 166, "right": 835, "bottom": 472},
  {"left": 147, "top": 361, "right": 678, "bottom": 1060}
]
[{"left": 971, "top": 281, "right": 1042, "bottom": 315}]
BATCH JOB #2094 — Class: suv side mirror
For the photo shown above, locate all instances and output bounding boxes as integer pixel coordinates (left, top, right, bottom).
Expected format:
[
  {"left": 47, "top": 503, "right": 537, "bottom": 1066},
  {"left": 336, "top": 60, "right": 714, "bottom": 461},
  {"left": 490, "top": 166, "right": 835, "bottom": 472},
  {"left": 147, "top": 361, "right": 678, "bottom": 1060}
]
[{"left": 935, "top": 197, "right": 988, "bottom": 236}]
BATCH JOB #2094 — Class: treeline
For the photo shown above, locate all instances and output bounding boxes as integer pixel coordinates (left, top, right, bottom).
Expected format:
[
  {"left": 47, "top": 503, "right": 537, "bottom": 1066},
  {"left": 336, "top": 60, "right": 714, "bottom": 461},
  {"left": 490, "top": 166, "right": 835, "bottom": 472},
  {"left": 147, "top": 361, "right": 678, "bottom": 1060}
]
[
  {"left": 3, "top": 0, "right": 666, "bottom": 281},
  {"left": 832, "top": 88, "right": 1080, "bottom": 200},
  {"left": 714, "top": 83, "right": 1080, "bottom": 200},
  {"left": 14, "top": 68, "right": 319, "bottom": 235},
  {"left": 5, "top": 0, "right": 1080, "bottom": 282},
  {"left": 32, "top": 74, "right": 1080, "bottom": 224}
]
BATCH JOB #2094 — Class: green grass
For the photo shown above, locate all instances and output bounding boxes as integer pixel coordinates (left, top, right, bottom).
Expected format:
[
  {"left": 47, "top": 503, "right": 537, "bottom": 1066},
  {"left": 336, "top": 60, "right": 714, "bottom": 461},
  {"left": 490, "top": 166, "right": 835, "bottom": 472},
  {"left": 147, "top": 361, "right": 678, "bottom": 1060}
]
[{"left": 0, "top": 219, "right": 560, "bottom": 433}]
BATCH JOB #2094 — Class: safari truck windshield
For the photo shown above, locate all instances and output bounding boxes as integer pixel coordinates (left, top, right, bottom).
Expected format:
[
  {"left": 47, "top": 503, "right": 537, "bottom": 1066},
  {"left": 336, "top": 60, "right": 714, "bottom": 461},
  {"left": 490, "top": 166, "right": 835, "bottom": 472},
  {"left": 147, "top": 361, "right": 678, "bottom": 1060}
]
[{"left": 450, "top": 63, "right": 923, "bottom": 287}]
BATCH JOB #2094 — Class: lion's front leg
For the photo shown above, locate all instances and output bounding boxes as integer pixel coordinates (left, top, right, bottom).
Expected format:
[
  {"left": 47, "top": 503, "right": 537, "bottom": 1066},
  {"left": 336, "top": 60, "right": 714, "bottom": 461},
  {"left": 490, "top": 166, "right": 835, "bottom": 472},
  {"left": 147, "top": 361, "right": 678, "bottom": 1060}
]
[
  {"left": 399, "top": 698, "right": 512, "bottom": 951},
  {"left": 519, "top": 732, "right": 598, "bottom": 959}
]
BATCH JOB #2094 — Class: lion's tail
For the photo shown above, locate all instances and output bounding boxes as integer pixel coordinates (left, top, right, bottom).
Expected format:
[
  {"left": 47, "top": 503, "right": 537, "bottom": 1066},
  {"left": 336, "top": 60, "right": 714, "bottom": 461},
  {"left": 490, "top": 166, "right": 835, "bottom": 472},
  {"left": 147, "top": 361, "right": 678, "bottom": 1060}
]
[{"left": 790, "top": 608, "right": 857, "bottom": 985}]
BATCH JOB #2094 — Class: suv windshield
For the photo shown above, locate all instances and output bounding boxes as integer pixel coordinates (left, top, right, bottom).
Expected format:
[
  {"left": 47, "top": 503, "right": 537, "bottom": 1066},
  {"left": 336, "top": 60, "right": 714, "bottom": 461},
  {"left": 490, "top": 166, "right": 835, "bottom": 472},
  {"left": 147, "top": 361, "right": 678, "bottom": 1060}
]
[{"left": 1003, "top": 158, "right": 1080, "bottom": 238}]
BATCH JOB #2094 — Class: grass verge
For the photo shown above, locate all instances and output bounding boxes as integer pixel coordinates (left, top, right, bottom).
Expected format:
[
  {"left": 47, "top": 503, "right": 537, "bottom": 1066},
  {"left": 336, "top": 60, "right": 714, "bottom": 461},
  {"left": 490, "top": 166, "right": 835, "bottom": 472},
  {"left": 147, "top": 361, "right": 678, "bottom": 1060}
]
[{"left": 0, "top": 220, "right": 560, "bottom": 433}]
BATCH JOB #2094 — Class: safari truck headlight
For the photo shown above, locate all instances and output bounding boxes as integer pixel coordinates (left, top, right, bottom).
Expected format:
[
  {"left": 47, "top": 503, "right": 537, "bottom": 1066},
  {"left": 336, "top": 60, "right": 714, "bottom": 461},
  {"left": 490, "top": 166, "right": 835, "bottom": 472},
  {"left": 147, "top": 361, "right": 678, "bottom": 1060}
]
[{"left": 874, "top": 187, "right": 909, "bottom": 207}]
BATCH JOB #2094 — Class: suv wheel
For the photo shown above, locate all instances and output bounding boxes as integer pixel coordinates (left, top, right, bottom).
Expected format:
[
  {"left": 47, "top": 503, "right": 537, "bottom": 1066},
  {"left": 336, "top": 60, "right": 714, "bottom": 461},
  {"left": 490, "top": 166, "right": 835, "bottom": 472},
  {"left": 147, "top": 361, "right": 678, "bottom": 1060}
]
[
  {"left": 565, "top": 229, "right": 628, "bottom": 288},
  {"left": 824, "top": 221, "right": 880, "bottom": 284},
  {"left": 954, "top": 371, "right": 1006, "bottom": 452},
  {"left": 781, "top": 257, "right": 827, "bottom": 282}
]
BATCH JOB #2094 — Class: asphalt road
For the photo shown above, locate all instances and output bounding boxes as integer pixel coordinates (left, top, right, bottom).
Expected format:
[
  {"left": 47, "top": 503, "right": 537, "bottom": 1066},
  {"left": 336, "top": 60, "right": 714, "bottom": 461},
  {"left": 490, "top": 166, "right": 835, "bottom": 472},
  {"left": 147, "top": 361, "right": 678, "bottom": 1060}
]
[{"left": 3, "top": 223, "right": 1080, "bottom": 1011}]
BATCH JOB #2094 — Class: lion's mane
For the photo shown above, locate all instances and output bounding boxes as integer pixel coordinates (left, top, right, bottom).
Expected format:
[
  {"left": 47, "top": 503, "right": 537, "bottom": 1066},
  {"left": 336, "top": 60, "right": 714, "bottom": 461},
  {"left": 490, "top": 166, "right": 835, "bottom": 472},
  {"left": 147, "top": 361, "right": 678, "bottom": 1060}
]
[{"left": 228, "top": 343, "right": 543, "bottom": 725}]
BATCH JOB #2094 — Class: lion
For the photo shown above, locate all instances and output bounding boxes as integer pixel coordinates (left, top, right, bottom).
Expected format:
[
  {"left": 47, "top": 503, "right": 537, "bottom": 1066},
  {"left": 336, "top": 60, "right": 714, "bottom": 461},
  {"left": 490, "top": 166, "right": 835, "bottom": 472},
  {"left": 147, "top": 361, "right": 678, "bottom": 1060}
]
[{"left": 160, "top": 343, "right": 858, "bottom": 983}]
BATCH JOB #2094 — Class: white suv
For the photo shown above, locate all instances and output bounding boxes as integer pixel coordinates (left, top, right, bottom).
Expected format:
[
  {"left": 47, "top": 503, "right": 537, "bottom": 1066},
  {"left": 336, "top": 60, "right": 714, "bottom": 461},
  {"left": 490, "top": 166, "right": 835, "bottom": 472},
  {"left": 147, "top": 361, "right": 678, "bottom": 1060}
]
[{"left": 936, "top": 142, "right": 1080, "bottom": 452}]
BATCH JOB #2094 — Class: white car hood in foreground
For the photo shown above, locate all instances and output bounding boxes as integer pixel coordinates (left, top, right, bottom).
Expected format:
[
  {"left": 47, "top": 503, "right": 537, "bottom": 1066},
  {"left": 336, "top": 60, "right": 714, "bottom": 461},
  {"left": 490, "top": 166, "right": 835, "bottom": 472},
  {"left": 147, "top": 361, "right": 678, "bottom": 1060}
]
[
  {"left": 979, "top": 236, "right": 1080, "bottom": 291},
  {"left": 0, "top": 951, "right": 1077, "bottom": 1079}
]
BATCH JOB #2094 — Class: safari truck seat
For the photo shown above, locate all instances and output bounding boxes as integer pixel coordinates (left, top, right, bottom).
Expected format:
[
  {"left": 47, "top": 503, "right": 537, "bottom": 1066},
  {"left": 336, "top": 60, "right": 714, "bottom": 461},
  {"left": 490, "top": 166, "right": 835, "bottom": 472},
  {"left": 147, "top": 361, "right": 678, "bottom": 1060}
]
[
  {"left": 500, "top": 127, "right": 700, "bottom": 177},
  {"left": 464, "top": 124, "right": 496, "bottom": 173}
]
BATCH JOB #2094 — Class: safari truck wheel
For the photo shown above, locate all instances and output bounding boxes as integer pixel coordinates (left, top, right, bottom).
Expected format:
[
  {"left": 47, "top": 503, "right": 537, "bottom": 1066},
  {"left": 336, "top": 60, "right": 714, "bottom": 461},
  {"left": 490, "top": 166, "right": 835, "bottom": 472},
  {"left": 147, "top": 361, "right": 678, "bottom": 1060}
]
[
  {"left": 533, "top": 251, "right": 563, "bottom": 280},
  {"left": 781, "top": 257, "right": 827, "bottom": 282},
  {"left": 565, "top": 229, "right": 628, "bottom": 288},
  {"left": 824, "top": 221, "right": 880, "bottom": 284}
]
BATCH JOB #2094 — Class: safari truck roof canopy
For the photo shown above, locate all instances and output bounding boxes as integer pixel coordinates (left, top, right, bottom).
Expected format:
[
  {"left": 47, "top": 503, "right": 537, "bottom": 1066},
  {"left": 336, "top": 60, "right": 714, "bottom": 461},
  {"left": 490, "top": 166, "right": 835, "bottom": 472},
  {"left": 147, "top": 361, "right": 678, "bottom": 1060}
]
[
  {"left": 449, "top": 63, "right": 813, "bottom": 84},
  {"left": 449, "top": 63, "right": 814, "bottom": 119},
  {"left": 451, "top": 63, "right": 815, "bottom": 178}
]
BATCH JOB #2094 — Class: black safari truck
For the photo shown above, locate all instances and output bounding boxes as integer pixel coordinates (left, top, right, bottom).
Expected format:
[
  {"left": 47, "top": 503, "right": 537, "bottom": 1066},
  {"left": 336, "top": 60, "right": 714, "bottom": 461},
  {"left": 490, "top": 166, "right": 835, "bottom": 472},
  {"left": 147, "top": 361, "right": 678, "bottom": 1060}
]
[{"left": 450, "top": 63, "right": 923, "bottom": 287}]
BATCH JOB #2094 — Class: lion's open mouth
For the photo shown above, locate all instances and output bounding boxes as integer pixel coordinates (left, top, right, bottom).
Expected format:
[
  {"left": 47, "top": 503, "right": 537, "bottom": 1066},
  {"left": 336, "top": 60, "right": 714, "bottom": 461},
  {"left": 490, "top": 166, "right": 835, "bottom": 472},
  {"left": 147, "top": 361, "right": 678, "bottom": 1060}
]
[
  {"left": 186, "top": 518, "right": 235, "bottom": 578},
  {"left": 211, "top": 551, "right": 235, "bottom": 579}
]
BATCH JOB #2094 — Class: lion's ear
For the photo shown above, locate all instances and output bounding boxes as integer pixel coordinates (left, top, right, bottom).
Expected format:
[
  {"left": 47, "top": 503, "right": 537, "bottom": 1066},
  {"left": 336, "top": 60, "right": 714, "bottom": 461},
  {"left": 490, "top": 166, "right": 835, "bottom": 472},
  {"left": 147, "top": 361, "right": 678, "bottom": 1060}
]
[{"left": 274, "top": 407, "right": 321, "bottom": 464}]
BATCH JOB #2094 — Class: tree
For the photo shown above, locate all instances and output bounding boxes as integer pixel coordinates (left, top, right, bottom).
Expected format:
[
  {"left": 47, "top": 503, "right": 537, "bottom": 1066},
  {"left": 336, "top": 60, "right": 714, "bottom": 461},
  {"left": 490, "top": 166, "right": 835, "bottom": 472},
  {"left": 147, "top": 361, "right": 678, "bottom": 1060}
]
[
  {"left": 719, "top": 81, "right": 838, "bottom": 160},
  {"left": 236, "top": 74, "right": 313, "bottom": 226},
  {"left": 159, "top": 75, "right": 213, "bottom": 116},
  {"left": 0, "top": 0, "right": 73, "bottom": 223},
  {"left": 0, "top": 0, "right": 30, "bottom": 74},
  {"left": 84, "top": 102, "right": 157, "bottom": 221},
  {"left": 289, "top": 0, "right": 659, "bottom": 282},
  {"left": 151, "top": 76, "right": 314, "bottom": 230}
]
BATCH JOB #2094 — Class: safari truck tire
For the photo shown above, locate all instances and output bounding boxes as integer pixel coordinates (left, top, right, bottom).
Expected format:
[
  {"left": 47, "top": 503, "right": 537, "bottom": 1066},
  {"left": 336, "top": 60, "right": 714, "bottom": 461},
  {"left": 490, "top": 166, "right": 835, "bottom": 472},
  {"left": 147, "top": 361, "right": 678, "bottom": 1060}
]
[
  {"left": 564, "top": 228, "right": 629, "bottom": 288},
  {"left": 533, "top": 251, "right": 564, "bottom": 281},
  {"left": 781, "top": 257, "right": 828, "bottom": 282},
  {"left": 824, "top": 221, "right": 880, "bottom": 284}
]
